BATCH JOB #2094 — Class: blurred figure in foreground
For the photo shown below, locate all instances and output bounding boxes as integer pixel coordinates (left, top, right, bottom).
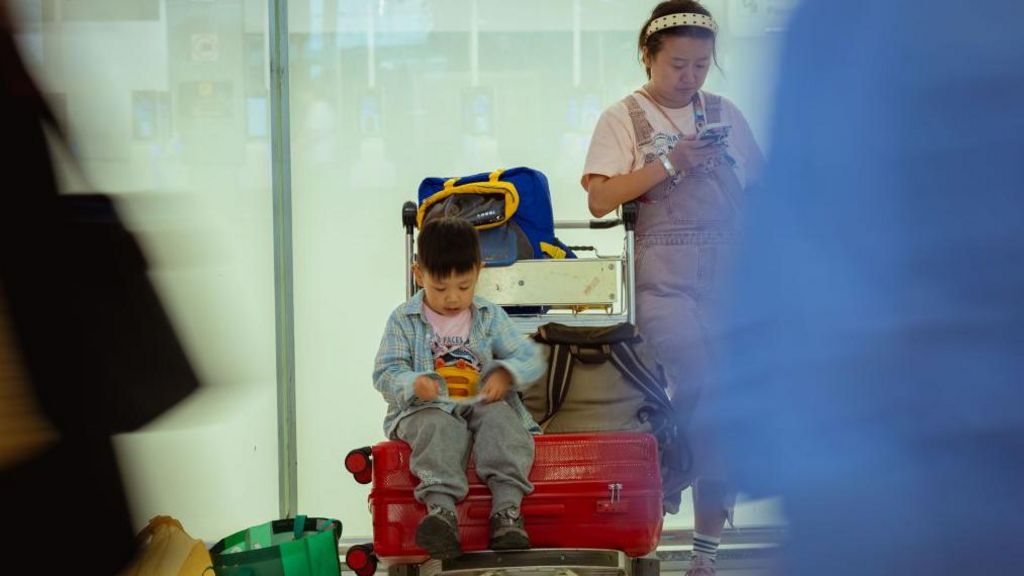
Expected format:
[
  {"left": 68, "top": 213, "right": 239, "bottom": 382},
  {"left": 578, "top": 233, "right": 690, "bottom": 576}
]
[
  {"left": 1, "top": 3, "right": 199, "bottom": 573},
  {"left": 714, "top": 1, "right": 1024, "bottom": 574}
]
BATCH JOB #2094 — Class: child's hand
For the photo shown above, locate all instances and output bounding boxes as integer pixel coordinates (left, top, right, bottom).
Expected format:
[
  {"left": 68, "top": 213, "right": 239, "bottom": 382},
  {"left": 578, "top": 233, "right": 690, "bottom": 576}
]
[
  {"left": 480, "top": 368, "right": 513, "bottom": 403},
  {"left": 413, "top": 375, "right": 440, "bottom": 401}
]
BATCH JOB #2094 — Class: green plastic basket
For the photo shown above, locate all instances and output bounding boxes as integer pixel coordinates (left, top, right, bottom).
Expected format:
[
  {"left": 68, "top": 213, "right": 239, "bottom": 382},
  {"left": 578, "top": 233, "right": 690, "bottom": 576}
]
[{"left": 210, "top": 516, "right": 342, "bottom": 576}]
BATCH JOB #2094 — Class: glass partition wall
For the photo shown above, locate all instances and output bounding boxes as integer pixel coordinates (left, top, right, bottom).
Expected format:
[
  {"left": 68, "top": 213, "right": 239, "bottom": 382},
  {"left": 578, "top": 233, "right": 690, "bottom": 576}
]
[{"left": 11, "top": 0, "right": 793, "bottom": 541}]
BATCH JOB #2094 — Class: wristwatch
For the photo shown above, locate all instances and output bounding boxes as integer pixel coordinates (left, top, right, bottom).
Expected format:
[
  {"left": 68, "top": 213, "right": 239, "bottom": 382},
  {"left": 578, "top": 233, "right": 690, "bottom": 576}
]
[{"left": 658, "top": 151, "right": 684, "bottom": 184}]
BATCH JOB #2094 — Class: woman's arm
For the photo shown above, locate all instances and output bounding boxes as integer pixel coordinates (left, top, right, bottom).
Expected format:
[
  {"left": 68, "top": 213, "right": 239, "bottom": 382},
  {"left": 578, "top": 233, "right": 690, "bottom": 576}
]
[
  {"left": 586, "top": 139, "right": 728, "bottom": 218},
  {"left": 585, "top": 162, "right": 669, "bottom": 218}
]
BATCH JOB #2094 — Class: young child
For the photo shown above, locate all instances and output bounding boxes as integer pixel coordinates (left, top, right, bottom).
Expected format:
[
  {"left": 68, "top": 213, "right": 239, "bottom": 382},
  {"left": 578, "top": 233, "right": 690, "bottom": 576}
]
[{"left": 373, "top": 216, "right": 545, "bottom": 559}]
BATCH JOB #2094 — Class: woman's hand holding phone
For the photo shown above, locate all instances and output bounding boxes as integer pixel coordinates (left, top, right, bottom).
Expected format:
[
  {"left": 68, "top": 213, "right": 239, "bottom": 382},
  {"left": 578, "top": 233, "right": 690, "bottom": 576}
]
[{"left": 670, "top": 131, "right": 728, "bottom": 172}]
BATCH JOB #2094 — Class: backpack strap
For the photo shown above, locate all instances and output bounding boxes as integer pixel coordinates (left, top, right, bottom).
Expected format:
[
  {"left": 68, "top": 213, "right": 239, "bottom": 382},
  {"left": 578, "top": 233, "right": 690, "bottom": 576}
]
[
  {"left": 609, "top": 340, "right": 673, "bottom": 411},
  {"left": 539, "top": 342, "right": 575, "bottom": 425}
]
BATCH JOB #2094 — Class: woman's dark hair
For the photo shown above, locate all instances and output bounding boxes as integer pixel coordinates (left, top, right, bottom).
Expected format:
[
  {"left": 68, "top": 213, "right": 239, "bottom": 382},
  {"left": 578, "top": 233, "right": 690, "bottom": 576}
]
[
  {"left": 638, "top": 0, "right": 719, "bottom": 79},
  {"left": 417, "top": 217, "right": 482, "bottom": 278}
]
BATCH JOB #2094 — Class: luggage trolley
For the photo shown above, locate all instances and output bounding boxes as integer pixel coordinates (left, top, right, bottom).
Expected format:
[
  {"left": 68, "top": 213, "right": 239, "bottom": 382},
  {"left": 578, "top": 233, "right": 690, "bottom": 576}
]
[
  {"left": 344, "top": 201, "right": 661, "bottom": 576},
  {"left": 402, "top": 200, "right": 638, "bottom": 332}
]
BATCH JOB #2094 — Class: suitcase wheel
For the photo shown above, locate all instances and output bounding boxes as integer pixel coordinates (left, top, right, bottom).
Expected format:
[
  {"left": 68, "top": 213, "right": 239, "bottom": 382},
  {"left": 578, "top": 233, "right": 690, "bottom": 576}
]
[
  {"left": 345, "top": 447, "right": 373, "bottom": 484},
  {"left": 346, "top": 543, "right": 378, "bottom": 576}
]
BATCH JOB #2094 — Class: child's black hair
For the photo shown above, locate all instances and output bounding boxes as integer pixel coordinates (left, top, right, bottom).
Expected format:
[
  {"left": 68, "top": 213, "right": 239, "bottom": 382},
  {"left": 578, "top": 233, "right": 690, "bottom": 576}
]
[{"left": 417, "top": 217, "right": 482, "bottom": 278}]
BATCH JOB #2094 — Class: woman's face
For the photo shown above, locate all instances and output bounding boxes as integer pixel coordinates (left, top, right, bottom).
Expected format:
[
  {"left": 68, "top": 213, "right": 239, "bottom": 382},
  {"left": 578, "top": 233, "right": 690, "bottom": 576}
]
[{"left": 645, "top": 35, "right": 714, "bottom": 107}]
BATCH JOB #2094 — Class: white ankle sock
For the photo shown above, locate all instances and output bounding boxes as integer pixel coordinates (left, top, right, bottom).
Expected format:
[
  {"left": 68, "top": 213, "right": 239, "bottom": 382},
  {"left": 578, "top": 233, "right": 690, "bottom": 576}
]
[{"left": 692, "top": 532, "right": 721, "bottom": 563}]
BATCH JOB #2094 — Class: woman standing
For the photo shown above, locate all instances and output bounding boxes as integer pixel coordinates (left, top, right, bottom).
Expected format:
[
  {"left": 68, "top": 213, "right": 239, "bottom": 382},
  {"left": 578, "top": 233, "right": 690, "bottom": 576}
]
[{"left": 581, "top": 2, "right": 765, "bottom": 574}]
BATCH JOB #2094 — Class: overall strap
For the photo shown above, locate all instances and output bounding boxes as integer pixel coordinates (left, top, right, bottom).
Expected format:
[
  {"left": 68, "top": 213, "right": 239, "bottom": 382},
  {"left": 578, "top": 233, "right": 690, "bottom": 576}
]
[
  {"left": 703, "top": 92, "right": 745, "bottom": 214},
  {"left": 622, "top": 94, "right": 656, "bottom": 149},
  {"left": 703, "top": 92, "right": 723, "bottom": 124}
]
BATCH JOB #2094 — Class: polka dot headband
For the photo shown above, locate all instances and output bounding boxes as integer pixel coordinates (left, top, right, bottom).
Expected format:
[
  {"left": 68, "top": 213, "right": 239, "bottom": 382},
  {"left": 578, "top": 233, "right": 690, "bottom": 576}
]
[{"left": 645, "top": 12, "right": 719, "bottom": 40}]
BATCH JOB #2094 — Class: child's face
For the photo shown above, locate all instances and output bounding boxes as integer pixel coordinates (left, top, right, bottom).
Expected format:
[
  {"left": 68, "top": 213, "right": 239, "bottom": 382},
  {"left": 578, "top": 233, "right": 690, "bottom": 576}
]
[{"left": 414, "top": 265, "right": 480, "bottom": 316}]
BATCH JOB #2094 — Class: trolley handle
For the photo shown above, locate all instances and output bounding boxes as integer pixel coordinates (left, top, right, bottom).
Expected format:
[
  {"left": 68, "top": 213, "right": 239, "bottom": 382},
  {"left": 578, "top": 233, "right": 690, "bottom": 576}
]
[
  {"left": 554, "top": 201, "right": 638, "bottom": 231},
  {"left": 553, "top": 219, "right": 620, "bottom": 230},
  {"left": 621, "top": 201, "right": 638, "bottom": 231},
  {"left": 402, "top": 201, "right": 417, "bottom": 300},
  {"left": 401, "top": 201, "right": 417, "bottom": 231}
]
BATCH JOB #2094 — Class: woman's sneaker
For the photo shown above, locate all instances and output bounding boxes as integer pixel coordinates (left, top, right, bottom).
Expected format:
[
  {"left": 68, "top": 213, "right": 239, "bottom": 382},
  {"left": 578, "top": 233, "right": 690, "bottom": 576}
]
[
  {"left": 489, "top": 506, "right": 530, "bottom": 550},
  {"left": 684, "top": 555, "right": 716, "bottom": 576},
  {"left": 415, "top": 504, "right": 462, "bottom": 559}
]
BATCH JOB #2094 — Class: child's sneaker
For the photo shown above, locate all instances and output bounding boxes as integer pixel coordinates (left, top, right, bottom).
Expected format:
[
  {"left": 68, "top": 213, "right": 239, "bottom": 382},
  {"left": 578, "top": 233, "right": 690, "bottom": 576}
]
[
  {"left": 415, "top": 504, "right": 462, "bottom": 559},
  {"left": 684, "top": 555, "right": 716, "bottom": 576},
  {"left": 489, "top": 506, "right": 530, "bottom": 550}
]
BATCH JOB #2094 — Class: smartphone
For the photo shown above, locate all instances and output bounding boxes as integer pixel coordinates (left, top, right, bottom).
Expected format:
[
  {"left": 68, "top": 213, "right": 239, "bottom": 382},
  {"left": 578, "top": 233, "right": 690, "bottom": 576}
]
[{"left": 699, "top": 122, "right": 732, "bottom": 144}]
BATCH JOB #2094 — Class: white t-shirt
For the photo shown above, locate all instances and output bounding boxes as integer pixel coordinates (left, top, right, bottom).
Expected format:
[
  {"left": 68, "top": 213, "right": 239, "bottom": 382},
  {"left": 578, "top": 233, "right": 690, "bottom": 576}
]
[{"left": 581, "top": 91, "right": 765, "bottom": 191}]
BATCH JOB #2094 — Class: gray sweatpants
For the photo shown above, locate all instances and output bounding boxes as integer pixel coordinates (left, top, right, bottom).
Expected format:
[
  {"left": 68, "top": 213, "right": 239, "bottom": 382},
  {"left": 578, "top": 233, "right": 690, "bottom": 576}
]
[{"left": 394, "top": 401, "right": 535, "bottom": 515}]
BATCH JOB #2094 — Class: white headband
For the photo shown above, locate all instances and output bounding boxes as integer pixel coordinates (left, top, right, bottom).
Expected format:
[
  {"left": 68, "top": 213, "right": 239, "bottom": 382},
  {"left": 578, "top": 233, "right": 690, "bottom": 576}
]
[{"left": 645, "top": 13, "right": 719, "bottom": 39}]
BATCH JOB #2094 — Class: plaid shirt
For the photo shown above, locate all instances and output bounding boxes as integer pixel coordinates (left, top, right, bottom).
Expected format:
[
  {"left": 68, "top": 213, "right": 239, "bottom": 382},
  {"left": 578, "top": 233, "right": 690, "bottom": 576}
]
[{"left": 373, "top": 291, "right": 545, "bottom": 438}]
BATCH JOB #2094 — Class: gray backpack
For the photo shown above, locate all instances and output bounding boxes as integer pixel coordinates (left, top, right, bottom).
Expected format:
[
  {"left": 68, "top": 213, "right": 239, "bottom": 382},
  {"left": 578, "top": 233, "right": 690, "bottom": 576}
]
[{"left": 522, "top": 322, "right": 691, "bottom": 509}]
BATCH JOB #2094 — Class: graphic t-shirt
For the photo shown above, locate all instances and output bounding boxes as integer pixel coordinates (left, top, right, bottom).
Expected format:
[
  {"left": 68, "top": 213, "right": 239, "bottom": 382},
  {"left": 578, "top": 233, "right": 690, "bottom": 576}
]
[{"left": 422, "top": 305, "right": 481, "bottom": 397}]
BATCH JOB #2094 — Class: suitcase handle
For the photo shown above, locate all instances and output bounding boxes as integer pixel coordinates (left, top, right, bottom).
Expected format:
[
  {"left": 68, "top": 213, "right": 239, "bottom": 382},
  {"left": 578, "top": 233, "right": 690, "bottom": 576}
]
[{"left": 467, "top": 504, "right": 566, "bottom": 518}]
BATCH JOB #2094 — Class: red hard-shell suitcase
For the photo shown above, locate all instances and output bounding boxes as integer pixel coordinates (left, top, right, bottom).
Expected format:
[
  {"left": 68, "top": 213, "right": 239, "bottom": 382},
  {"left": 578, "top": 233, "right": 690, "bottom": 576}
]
[{"left": 346, "top": 432, "right": 663, "bottom": 564}]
